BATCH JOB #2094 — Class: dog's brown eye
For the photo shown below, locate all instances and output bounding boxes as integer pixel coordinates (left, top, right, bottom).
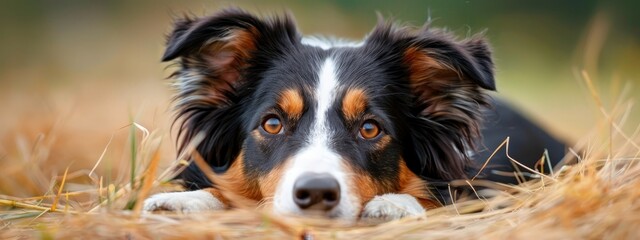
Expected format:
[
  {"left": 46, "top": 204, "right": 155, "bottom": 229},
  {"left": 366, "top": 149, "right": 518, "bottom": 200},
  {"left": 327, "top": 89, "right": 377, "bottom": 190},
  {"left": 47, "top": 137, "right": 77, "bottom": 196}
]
[
  {"left": 359, "top": 120, "right": 381, "bottom": 139},
  {"left": 262, "top": 116, "right": 283, "bottom": 134}
]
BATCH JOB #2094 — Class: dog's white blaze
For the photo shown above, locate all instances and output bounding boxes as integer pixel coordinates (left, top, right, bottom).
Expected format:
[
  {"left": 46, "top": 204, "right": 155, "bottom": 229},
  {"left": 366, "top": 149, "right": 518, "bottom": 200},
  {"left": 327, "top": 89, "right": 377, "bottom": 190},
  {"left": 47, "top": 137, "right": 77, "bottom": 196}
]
[
  {"left": 273, "top": 58, "right": 359, "bottom": 219},
  {"left": 315, "top": 58, "right": 337, "bottom": 131},
  {"left": 301, "top": 36, "right": 364, "bottom": 50}
]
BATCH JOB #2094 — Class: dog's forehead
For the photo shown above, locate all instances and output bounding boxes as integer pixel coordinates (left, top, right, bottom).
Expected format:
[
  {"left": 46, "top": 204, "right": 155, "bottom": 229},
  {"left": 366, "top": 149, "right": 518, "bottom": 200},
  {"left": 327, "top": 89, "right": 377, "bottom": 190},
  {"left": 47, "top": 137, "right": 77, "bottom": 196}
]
[
  {"left": 301, "top": 37, "right": 365, "bottom": 50},
  {"left": 309, "top": 45, "right": 392, "bottom": 89},
  {"left": 288, "top": 48, "right": 383, "bottom": 114},
  {"left": 253, "top": 39, "right": 397, "bottom": 123}
]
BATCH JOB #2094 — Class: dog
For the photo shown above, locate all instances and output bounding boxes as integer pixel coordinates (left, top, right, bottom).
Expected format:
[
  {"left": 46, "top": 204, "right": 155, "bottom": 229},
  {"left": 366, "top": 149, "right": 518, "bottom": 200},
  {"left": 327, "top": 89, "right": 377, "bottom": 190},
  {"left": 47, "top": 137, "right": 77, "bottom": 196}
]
[{"left": 143, "top": 8, "right": 567, "bottom": 220}]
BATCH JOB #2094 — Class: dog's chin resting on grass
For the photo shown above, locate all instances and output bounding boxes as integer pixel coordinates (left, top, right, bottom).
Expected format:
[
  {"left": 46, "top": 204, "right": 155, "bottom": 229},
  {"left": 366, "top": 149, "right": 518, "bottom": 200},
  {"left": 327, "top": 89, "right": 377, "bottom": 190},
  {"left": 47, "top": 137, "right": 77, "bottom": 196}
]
[{"left": 143, "top": 8, "right": 567, "bottom": 221}]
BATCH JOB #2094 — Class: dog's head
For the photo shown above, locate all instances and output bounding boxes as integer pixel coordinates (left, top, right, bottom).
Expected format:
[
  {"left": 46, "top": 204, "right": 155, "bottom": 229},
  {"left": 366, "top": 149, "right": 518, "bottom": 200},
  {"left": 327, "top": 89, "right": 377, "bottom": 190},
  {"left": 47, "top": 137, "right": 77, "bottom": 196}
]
[{"left": 164, "top": 9, "right": 495, "bottom": 219}]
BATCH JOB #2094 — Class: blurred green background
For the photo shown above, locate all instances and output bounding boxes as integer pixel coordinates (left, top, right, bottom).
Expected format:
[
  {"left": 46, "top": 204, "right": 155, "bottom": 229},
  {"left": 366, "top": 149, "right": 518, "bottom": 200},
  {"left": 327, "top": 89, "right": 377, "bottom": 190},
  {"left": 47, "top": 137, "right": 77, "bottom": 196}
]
[{"left": 1, "top": 0, "right": 639, "bottom": 145}]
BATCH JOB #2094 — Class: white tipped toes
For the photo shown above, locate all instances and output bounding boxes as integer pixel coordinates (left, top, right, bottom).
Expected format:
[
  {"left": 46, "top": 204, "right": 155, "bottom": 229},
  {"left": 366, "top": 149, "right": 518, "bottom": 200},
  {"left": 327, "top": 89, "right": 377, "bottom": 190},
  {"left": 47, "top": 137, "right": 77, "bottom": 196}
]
[
  {"left": 143, "top": 190, "right": 225, "bottom": 213},
  {"left": 360, "top": 194, "right": 426, "bottom": 220}
]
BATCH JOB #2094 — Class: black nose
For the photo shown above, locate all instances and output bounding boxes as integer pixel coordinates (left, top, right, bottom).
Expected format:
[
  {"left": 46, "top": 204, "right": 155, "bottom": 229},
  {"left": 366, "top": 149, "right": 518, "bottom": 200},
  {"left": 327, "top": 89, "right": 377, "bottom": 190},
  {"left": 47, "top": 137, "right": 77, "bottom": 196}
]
[{"left": 293, "top": 173, "right": 341, "bottom": 211}]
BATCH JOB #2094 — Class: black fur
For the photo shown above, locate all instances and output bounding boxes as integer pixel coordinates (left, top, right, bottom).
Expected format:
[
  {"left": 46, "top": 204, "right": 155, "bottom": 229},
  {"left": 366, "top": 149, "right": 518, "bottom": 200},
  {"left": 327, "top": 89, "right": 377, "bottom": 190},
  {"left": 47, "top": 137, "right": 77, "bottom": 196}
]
[
  {"left": 162, "top": 8, "right": 566, "bottom": 197},
  {"left": 163, "top": 9, "right": 302, "bottom": 189},
  {"left": 360, "top": 21, "right": 496, "bottom": 180}
]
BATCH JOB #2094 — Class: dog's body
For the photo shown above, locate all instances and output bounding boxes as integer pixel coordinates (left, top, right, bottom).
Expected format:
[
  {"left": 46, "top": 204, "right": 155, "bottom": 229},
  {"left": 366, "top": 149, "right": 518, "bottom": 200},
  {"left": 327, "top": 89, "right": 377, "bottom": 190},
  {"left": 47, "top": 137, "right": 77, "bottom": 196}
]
[{"left": 144, "top": 8, "right": 566, "bottom": 220}]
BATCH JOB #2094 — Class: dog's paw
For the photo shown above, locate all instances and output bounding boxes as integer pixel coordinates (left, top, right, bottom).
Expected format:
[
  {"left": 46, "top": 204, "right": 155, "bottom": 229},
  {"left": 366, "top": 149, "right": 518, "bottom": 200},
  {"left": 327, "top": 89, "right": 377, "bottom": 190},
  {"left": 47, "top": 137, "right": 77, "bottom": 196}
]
[
  {"left": 143, "top": 190, "right": 225, "bottom": 213},
  {"left": 360, "top": 194, "right": 425, "bottom": 220}
]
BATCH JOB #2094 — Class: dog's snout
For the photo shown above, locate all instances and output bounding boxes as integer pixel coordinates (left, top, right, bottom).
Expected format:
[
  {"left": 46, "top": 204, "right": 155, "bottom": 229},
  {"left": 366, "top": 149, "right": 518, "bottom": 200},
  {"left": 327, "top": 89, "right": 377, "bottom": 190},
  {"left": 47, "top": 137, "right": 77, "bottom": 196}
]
[{"left": 293, "top": 173, "right": 340, "bottom": 211}]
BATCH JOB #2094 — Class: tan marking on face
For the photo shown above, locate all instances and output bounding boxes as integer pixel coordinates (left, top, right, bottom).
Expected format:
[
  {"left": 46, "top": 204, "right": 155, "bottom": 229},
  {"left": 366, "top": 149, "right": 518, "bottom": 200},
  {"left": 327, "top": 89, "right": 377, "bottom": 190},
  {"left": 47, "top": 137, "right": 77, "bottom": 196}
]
[
  {"left": 344, "top": 155, "right": 440, "bottom": 211},
  {"left": 216, "top": 151, "right": 263, "bottom": 203},
  {"left": 397, "top": 159, "right": 441, "bottom": 209},
  {"left": 251, "top": 129, "right": 264, "bottom": 142},
  {"left": 342, "top": 88, "right": 368, "bottom": 121},
  {"left": 343, "top": 163, "right": 378, "bottom": 207},
  {"left": 278, "top": 89, "right": 304, "bottom": 119},
  {"left": 374, "top": 135, "right": 392, "bottom": 152},
  {"left": 258, "top": 159, "right": 291, "bottom": 199}
]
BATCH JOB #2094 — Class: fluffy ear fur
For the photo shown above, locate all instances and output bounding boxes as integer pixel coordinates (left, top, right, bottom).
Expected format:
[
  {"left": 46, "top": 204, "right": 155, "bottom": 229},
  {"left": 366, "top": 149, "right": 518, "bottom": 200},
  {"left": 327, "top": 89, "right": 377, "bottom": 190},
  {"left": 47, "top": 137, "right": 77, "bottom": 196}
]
[
  {"left": 163, "top": 9, "right": 299, "bottom": 189},
  {"left": 368, "top": 22, "right": 496, "bottom": 181}
]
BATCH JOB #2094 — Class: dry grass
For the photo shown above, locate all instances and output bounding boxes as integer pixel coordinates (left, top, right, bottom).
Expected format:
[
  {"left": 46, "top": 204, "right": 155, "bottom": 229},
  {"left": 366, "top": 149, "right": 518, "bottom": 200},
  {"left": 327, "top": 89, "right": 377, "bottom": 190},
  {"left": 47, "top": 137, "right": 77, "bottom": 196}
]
[
  {"left": 1, "top": 70, "right": 639, "bottom": 240},
  {"left": 1, "top": 12, "right": 639, "bottom": 238}
]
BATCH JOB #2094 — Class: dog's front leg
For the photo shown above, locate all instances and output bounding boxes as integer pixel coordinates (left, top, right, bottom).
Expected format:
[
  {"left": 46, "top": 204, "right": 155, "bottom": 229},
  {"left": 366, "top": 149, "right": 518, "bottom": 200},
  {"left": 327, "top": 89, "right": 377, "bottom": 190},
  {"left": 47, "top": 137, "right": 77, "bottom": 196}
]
[
  {"left": 143, "top": 188, "right": 228, "bottom": 213},
  {"left": 360, "top": 194, "right": 432, "bottom": 220}
]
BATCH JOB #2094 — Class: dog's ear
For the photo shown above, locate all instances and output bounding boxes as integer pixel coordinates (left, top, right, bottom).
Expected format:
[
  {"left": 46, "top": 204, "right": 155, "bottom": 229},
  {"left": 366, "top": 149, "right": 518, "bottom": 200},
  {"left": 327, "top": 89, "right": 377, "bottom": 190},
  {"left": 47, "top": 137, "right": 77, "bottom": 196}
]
[
  {"left": 402, "top": 31, "right": 495, "bottom": 113},
  {"left": 164, "top": 9, "right": 299, "bottom": 106},
  {"left": 370, "top": 24, "right": 496, "bottom": 180},
  {"left": 407, "top": 32, "right": 495, "bottom": 181},
  {"left": 163, "top": 9, "right": 299, "bottom": 186}
]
